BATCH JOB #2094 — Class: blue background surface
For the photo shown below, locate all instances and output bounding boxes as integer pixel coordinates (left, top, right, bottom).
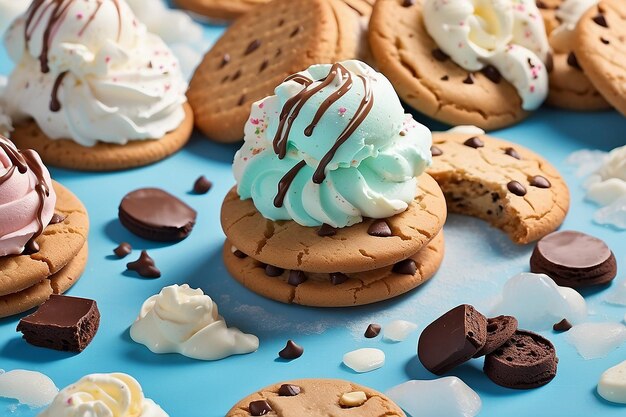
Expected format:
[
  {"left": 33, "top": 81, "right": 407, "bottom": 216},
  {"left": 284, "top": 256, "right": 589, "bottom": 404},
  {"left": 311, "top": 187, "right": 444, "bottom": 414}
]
[{"left": 1, "top": 18, "right": 626, "bottom": 417}]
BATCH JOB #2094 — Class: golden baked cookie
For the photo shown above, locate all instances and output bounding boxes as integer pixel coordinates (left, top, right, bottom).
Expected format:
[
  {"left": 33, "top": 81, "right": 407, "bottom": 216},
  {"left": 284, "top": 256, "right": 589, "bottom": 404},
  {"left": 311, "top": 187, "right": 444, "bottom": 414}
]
[
  {"left": 226, "top": 379, "right": 406, "bottom": 417},
  {"left": 221, "top": 173, "right": 446, "bottom": 274},
  {"left": 224, "top": 232, "right": 443, "bottom": 307},
  {"left": 428, "top": 132, "right": 570, "bottom": 244},
  {"left": 10, "top": 104, "right": 193, "bottom": 171}
]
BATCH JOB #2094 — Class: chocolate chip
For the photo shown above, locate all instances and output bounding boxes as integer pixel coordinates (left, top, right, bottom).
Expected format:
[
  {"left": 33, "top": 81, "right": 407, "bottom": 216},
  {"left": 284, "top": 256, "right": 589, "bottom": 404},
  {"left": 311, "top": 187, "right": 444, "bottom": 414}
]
[
  {"left": 259, "top": 59, "right": 269, "bottom": 73},
  {"left": 114, "top": 242, "right": 132, "bottom": 258},
  {"left": 275, "top": 48, "right": 282, "bottom": 57},
  {"left": 245, "top": 39, "right": 261, "bottom": 55},
  {"left": 318, "top": 223, "right": 337, "bottom": 237},
  {"left": 431, "top": 48, "right": 449, "bottom": 62},
  {"left": 463, "top": 74, "right": 474, "bottom": 84},
  {"left": 367, "top": 220, "right": 392, "bottom": 237},
  {"left": 592, "top": 13, "right": 608, "bottom": 28},
  {"left": 288, "top": 270, "right": 307, "bottom": 286},
  {"left": 545, "top": 52, "right": 554, "bottom": 73},
  {"left": 553, "top": 318, "right": 573, "bottom": 332},
  {"left": 535, "top": 0, "right": 548, "bottom": 9},
  {"left": 278, "top": 384, "right": 301, "bottom": 396},
  {"left": 249, "top": 400, "right": 272, "bottom": 416},
  {"left": 530, "top": 175, "right": 551, "bottom": 189},
  {"left": 431, "top": 146, "right": 443, "bottom": 156},
  {"left": 127, "top": 251, "right": 161, "bottom": 278},
  {"left": 507, "top": 181, "right": 527, "bottom": 196},
  {"left": 265, "top": 265, "right": 284, "bottom": 277},
  {"left": 330, "top": 272, "right": 349, "bottom": 285},
  {"left": 220, "top": 53, "right": 230, "bottom": 68},
  {"left": 232, "top": 69, "right": 242, "bottom": 80},
  {"left": 365, "top": 324, "right": 382, "bottom": 338},
  {"left": 238, "top": 94, "right": 246, "bottom": 106},
  {"left": 193, "top": 176, "right": 212, "bottom": 194},
  {"left": 440, "top": 75, "right": 449, "bottom": 81},
  {"left": 24, "top": 240, "right": 39, "bottom": 255},
  {"left": 481, "top": 65, "right": 501, "bottom": 83},
  {"left": 233, "top": 249, "right": 247, "bottom": 259},
  {"left": 464, "top": 137, "right": 484, "bottom": 149},
  {"left": 279, "top": 340, "right": 304, "bottom": 359},
  {"left": 600, "top": 37, "right": 610, "bottom": 44},
  {"left": 49, "top": 213, "right": 66, "bottom": 224},
  {"left": 290, "top": 26, "right": 302, "bottom": 37},
  {"left": 504, "top": 147, "right": 521, "bottom": 160},
  {"left": 392, "top": 259, "right": 417, "bottom": 275},
  {"left": 491, "top": 192, "right": 500, "bottom": 202},
  {"left": 402, "top": 0, "right": 415, "bottom": 6},
  {"left": 567, "top": 52, "right": 581, "bottom": 70}
]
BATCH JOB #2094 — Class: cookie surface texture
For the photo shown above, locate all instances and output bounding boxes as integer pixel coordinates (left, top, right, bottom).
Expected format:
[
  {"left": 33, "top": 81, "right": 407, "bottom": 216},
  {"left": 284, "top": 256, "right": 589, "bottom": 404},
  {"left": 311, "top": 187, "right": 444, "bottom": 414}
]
[
  {"left": 428, "top": 132, "right": 570, "bottom": 244},
  {"left": 189, "top": 0, "right": 353, "bottom": 142},
  {"left": 574, "top": 0, "right": 626, "bottom": 116},
  {"left": 226, "top": 379, "right": 406, "bottom": 417},
  {"left": 224, "top": 232, "right": 444, "bottom": 307},
  {"left": 10, "top": 104, "right": 193, "bottom": 171},
  {"left": 369, "top": 0, "right": 527, "bottom": 130},
  {"left": 221, "top": 173, "right": 446, "bottom": 273}
]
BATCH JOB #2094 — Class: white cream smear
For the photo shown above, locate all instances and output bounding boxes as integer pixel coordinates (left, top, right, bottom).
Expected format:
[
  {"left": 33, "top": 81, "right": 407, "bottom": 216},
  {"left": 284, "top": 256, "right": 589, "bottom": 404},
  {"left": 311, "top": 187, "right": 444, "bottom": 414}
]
[
  {"left": 343, "top": 348, "right": 385, "bottom": 373},
  {"left": 386, "top": 377, "right": 481, "bottom": 417},
  {"left": 0, "top": 369, "right": 58, "bottom": 408},
  {"left": 598, "top": 360, "right": 626, "bottom": 404},
  {"left": 566, "top": 322, "right": 626, "bottom": 360},
  {"left": 383, "top": 320, "right": 418, "bottom": 342}
]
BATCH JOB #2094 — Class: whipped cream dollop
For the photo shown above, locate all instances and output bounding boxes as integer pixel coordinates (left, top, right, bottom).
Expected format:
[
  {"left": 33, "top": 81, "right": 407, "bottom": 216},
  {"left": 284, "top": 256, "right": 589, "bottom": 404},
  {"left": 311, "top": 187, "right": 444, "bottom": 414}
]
[
  {"left": 234, "top": 60, "right": 432, "bottom": 228},
  {"left": 549, "top": 0, "right": 598, "bottom": 53},
  {"left": 130, "top": 284, "right": 259, "bottom": 360},
  {"left": 38, "top": 373, "right": 167, "bottom": 417},
  {"left": 4, "top": 0, "right": 187, "bottom": 147},
  {"left": 423, "top": 0, "right": 550, "bottom": 110},
  {"left": 0, "top": 137, "right": 56, "bottom": 257}
]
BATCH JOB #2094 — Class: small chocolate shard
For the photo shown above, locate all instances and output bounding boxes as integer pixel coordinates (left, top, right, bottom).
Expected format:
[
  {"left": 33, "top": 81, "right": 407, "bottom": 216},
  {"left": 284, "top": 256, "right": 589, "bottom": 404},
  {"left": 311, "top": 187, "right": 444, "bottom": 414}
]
[
  {"left": 193, "top": 176, "right": 213, "bottom": 194},
  {"left": 367, "top": 220, "right": 392, "bottom": 237},
  {"left": 245, "top": 39, "right": 261, "bottom": 55},
  {"left": 279, "top": 340, "right": 304, "bottom": 359},
  {"left": 553, "top": 318, "right": 573, "bottom": 332},
  {"left": 592, "top": 13, "right": 608, "bottom": 28},
  {"left": 278, "top": 384, "right": 301, "bottom": 396},
  {"left": 127, "top": 251, "right": 161, "bottom": 278},
  {"left": 114, "top": 242, "right": 132, "bottom": 258},
  {"left": 49, "top": 213, "right": 66, "bottom": 224},
  {"left": 330, "top": 272, "right": 349, "bottom": 285},
  {"left": 365, "top": 324, "right": 382, "bottom": 338},
  {"left": 463, "top": 74, "right": 474, "bottom": 84},
  {"left": 249, "top": 400, "right": 272, "bottom": 416}
]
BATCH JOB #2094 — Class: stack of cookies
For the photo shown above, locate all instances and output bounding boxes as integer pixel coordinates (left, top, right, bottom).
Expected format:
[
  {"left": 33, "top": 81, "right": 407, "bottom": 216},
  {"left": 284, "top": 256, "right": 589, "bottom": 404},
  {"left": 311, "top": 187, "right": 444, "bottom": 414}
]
[
  {"left": 0, "top": 137, "right": 89, "bottom": 318},
  {"left": 221, "top": 61, "right": 447, "bottom": 307}
]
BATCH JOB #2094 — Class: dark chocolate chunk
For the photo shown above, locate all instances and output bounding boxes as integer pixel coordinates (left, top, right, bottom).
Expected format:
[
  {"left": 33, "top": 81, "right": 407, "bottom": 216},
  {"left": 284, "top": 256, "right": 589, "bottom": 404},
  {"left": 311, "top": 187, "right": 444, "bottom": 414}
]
[
  {"left": 249, "top": 400, "right": 272, "bottom": 416},
  {"left": 193, "top": 176, "right": 212, "bottom": 194},
  {"left": 474, "top": 315, "right": 519, "bottom": 358},
  {"left": 233, "top": 248, "right": 248, "bottom": 259},
  {"left": 481, "top": 65, "right": 502, "bottom": 83},
  {"left": 431, "top": 48, "right": 449, "bottom": 62},
  {"left": 330, "top": 272, "right": 349, "bottom": 285},
  {"left": 290, "top": 26, "right": 302, "bottom": 37},
  {"left": 318, "top": 223, "right": 337, "bottom": 237},
  {"left": 484, "top": 330, "right": 558, "bottom": 389},
  {"left": 49, "top": 213, "right": 66, "bottom": 224},
  {"left": 259, "top": 59, "right": 269, "bottom": 73},
  {"left": 507, "top": 181, "right": 527, "bottom": 196},
  {"left": 113, "top": 242, "right": 132, "bottom": 258},
  {"left": 367, "top": 220, "right": 392, "bottom": 237},
  {"left": 232, "top": 69, "right": 242, "bottom": 80},
  {"left": 441, "top": 75, "right": 449, "bottom": 81},
  {"left": 553, "top": 319, "right": 573, "bottom": 332},
  {"left": 392, "top": 259, "right": 417, "bottom": 275},
  {"left": 530, "top": 175, "right": 551, "bottom": 189},
  {"left": 265, "top": 265, "right": 284, "bottom": 277},
  {"left": 402, "top": 0, "right": 415, "bottom": 6},
  {"left": 365, "top": 324, "right": 382, "bottom": 338},
  {"left": 245, "top": 39, "right": 261, "bottom": 55},
  {"left": 278, "top": 384, "right": 301, "bottom": 397},
  {"left": 504, "top": 147, "right": 521, "bottom": 160},
  {"left": 600, "top": 37, "right": 610, "bottom": 45},
  {"left": 17, "top": 295, "right": 100, "bottom": 352},
  {"left": 119, "top": 188, "right": 197, "bottom": 242},
  {"left": 127, "top": 251, "right": 161, "bottom": 278},
  {"left": 288, "top": 270, "right": 307, "bottom": 286},
  {"left": 463, "top": 74, "right": 474, "bottom": 84},
  {"left": 530, "top": 231, "right": 617, "bottom": 287},
  {"left": 545, "top": 52, "right": 554, "bottom": 73},
  {"left": 463, "top": 137, "right": 484, "bottom": 149},
  {"left": 279, "top": 340, "right": 304, "bottom": 360},
  {"left": 431, "top": 146, "right": 443, "bottom": 156},
  {"left": 567, "top": 52, "right": 581, "bottom": 70},
  {"left": 592, "top": 13, "right": 608, "bottom": 28},
  {"left": 418, "top": 304, "right": 488, "bottom": 375},
  {"left": 238, "top": 94, "right": 246, "bottom": 106},
  {"left": 535, "top": 0, "right": 548, "bottom": 9}
]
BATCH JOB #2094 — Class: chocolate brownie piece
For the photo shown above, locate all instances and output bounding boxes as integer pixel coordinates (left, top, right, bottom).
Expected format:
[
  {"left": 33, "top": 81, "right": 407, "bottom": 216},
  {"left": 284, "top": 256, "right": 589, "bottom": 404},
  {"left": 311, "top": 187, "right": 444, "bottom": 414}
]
[
  {"left": 17, "top": 295, "right": 100, "bottom": 352},
  {"left": 474, "top": 315, "right": 519, "bottom": 358}
]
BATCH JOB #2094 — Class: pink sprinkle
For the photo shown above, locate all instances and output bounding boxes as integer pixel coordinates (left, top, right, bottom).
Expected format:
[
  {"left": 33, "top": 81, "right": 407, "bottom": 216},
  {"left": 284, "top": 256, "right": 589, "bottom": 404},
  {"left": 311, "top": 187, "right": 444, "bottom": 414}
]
[
  {"left": 338, "top": 107, "right": 347, "bottom": 116},
  {"left": 105, "top": 56, "right": 111, "bottom": 63},
  {"left": 164, "top": 84, "right": 171, "bottom": 91},
  {"left": 76, "top": 13, "right": 83, "bottom": 19},
  {"left": 530, "top": 85, "right": 535, "bottom": 93},
  {"left": 250, "top": 118, "right": 260, "bottom": 125},
  {"left": 259, "top": 102, "right": 265, "bottom": 109}
]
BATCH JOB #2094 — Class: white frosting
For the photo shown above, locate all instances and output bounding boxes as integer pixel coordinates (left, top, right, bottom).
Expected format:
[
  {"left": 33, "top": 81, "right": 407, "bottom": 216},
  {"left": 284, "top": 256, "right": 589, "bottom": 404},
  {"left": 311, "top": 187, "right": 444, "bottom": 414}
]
[
  {"left": 342, "top": 348, "right": 385, "bottom": 373},
  {"left": 383, "top": 320, "right": 418, "bottom": 342},
  {"left": 598, "top": 360, "right": 626, "bottom": 404},
  {"left": 4, "top": 0, "right": 187, "bottom": 147},
  {"left": 386, "top": 378, "right": 482, "bottom": 417},
  {"left": 38, "top": 373, "right": 167, "bottom": 417},
  {"left": 0, "top": 369, "right": 58, "bottom": 408},
  {"left": 423, "top": 0, "right": 550, "bottom": 110},
  {"left": 130, "top": 284, "right": 259, "bottom": 361},
  {"left": 550, "top": 0, "right": 598, "bottom": 53}
]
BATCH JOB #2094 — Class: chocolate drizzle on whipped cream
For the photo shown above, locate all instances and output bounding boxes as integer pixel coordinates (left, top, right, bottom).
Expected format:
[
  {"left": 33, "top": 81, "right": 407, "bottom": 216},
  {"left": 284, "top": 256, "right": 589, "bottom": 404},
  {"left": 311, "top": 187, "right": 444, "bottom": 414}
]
[
  {"left": 272, "top": 63, "right": 374, "bottom": 208},
  {"left": 24, "top": 0, "right": 122, "bottom": 111},
  {"left": 0, "top": 136, "right": 51, "bottom": 253}
]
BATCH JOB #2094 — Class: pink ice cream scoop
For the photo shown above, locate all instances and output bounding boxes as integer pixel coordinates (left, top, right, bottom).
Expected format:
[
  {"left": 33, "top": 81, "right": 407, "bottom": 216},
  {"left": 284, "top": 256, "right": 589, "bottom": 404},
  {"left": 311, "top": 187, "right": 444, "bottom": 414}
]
[{"left": 0, "top": 136, "right": 56, "bottom": 256}]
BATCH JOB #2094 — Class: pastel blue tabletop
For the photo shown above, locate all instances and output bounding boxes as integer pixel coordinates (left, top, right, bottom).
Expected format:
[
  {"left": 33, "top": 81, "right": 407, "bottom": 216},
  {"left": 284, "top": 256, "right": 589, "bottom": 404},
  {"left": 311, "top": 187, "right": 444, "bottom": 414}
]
[{"left": 1, "top": 16, "right": 626, "bottom": 417}]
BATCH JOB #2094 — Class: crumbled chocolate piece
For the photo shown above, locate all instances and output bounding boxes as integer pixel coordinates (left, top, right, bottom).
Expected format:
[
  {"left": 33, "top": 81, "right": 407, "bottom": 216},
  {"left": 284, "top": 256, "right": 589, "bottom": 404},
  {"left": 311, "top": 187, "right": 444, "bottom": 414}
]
[
  {"left": 193, "top": 176, "right": 213, "bottom": 194},
  {"left": 127, "top": 251, "right": 161, "bottom": 278},
  {"left": 279, "top": 340, "right": 304, "bottom": 360},
  {"left": 365, "top": 324, "right": 382, "bottom": 338},
  {"left": 114, "top": 242, "right": 132, "bottom": 258}
]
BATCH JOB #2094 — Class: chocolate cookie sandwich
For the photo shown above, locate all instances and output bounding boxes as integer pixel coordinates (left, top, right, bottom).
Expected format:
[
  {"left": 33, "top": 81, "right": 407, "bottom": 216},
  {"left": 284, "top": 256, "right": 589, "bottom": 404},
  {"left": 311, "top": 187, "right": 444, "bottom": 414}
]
[
  {"left": 221, "top": 61, "right": 447, "bottom": 307},
  {"left": 3, "top": 0, "right": 193, "bottom": 171},
  {"left": 0, "top": 136, "right": 89, "bottom": 318}
]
